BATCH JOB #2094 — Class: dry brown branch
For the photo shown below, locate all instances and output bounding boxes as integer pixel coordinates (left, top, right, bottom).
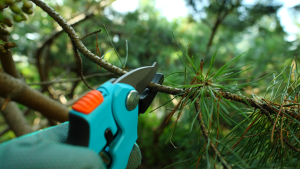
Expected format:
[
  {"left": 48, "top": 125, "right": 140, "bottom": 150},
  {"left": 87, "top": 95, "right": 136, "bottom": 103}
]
[
  {"left": 0, "top": 71, "right": 68, "bottom": 122},
  {"left": 71, "top": 41, "right": 94, "bottom": 90},
  {"left": 80, "top": 29, "right": 101, "bottom": 40},
  {"left": 31, "top": 0, "right": 127, "bottom": 77},
  {"left": 0, "top": 98, "right": 32, "bottom": 136},
  {"left": 35, "top": 13, "right": 94, "bottom": 92}
]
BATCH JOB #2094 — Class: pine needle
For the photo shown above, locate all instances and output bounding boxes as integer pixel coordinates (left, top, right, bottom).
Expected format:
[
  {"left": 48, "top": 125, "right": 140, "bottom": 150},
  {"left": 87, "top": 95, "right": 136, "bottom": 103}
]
[
  {"left": 271, "top": 102, "right": 285, "bottom": 143},
  {"left": 103, "top": 24, "right": 123, "bottom": 67},
  {"left": 280, "top": 114, "right": 285, "bottom": 148},
  {"left": 230, "top": 114, "right": 262, "bottom": 152},
  {"left": 200, "top": 59, "right": 204, "bottom": 75},
  {"left": 1, "top": 97, "right": 10, "bottom": 111}
]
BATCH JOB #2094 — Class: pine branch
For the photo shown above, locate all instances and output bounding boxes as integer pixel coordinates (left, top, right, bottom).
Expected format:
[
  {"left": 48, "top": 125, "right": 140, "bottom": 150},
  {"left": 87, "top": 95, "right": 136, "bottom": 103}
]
[
  {"left": 30, "top": 0, "right": 298, "bottom": 123},
  {"left": 252, "top": 101, "right": 300, "bottom": 152},
  {"left": 195, "top": 99, "right": 231, "bottom": 169},
  {"left": 205, "top": 1, "right": 234, "bottom": 54}
]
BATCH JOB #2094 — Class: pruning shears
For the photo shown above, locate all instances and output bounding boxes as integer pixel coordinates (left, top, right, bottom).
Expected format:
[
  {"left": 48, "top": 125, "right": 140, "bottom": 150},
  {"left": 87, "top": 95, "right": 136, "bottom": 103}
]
[{"left": 67, "top": 62, "right": 164, "bottom": 169}]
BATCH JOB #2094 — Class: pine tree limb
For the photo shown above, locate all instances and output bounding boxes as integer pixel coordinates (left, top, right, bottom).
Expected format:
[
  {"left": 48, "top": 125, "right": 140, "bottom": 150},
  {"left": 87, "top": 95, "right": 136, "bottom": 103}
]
[
  {"left": 195, "top": 99, "right": 231, "bottom": 169},
  {"left": 30, "top": 0, "right": 300, "bottom": 123}
]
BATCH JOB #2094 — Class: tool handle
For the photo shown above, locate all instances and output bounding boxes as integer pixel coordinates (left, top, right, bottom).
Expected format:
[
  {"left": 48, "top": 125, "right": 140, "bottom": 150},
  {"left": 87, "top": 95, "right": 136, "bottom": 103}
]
[{"left": 67, "top": 82, "right": 118, "bottom": 154}]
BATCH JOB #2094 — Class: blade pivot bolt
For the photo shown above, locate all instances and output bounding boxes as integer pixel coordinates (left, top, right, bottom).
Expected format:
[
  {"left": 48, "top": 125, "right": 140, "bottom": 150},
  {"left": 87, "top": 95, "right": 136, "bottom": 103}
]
[{"left": 126, "top": 90, "right": 139, "bottom": 111}]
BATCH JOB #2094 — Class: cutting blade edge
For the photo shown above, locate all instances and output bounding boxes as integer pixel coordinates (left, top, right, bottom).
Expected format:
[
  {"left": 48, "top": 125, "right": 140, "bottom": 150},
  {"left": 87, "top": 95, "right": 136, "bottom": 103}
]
[{"left": 113, "top": 62, "right": 158, "bottom": 94}]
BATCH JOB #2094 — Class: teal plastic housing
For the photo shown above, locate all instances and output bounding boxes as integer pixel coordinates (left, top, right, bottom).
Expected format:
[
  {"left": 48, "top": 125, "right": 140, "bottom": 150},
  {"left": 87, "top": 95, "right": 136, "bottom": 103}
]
[
  {"left": 69, "top": 82, "right": 138, "bottom": 169},
  {"left": 69, "top": 81, "right": 118, "bottom": 154},
  {"left": 109, "top": 83, "right": 138, "bottom": 169}
]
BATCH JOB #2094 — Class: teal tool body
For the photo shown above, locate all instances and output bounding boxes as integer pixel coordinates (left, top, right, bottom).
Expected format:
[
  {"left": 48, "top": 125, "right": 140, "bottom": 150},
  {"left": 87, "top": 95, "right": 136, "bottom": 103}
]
[
  {"left": 67, "top": 62, "right": 163, "bottom": 168},
  {"left": 0, "top": 62, "right": 164, "bottom": 169}
]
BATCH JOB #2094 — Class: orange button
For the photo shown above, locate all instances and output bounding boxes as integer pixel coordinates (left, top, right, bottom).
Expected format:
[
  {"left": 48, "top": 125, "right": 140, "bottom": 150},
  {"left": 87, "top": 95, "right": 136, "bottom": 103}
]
[{"left": 72, "top": 90, "right": 104, "bottom": 114}]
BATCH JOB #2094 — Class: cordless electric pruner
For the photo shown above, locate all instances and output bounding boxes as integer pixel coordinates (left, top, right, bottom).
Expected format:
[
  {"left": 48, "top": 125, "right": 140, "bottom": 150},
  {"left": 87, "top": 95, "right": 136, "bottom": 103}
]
[{"left": 67, "top": 62, "right": 164, "bottom": 169}]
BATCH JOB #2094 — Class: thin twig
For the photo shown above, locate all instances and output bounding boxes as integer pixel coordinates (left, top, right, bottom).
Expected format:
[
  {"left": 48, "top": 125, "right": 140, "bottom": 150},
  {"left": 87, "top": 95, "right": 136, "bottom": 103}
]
[
  {"left": 71, "top": 41, "right": 94, "bottom": 90},
  {"left": 253, "top": 101, "right": 300, "bottom": 152},
  {"left": 80, "top": 29, "right": 101, "bottom": 40},
  {"left": 195, "top": 99, "right": 232, "bottom": 169}
]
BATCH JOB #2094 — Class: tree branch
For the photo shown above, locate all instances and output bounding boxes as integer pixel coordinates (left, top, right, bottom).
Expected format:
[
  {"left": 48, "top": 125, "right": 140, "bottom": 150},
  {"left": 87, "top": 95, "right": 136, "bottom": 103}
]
[
  {"left": 28, "top": 0, "right": 300, "bottom": 160},
  {"left": 0, "top": 98, "right": 32, "bottom": 136},
  {"left": 195, "top": 99, "right": 231, "bottom": 169},
  {"left": 206, "top": 2, "right": 234, "bottom": 54},
  {"left": 0, "top": 32, "right": 19, "bottom": 78},
  {"left": 71, "top": 40, "right": 94, "bottom": 90},
  {"left": 35, "top": 12, "right": 94, "bottom": 60},
  {"left": 31, "top": 0, "right": 127, "bottom": 77},
  {"left": 0, "top": 30, "right": 33, "bottom": 137},
  {"left": 30, "top": 0, "right": 299, "bottom": 123},
  {"left": 0, "top": 71, "right": 69, "bottom": 122},
  {"left": 34, "top": 13, "right": 94, "bottom": 92}
]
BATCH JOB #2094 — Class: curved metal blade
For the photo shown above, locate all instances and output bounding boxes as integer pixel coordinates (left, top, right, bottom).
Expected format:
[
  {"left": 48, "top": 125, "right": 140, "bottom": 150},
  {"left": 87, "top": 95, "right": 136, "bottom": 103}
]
[{"left": 113, "top": 62, "right": 158, "bottom": 94}]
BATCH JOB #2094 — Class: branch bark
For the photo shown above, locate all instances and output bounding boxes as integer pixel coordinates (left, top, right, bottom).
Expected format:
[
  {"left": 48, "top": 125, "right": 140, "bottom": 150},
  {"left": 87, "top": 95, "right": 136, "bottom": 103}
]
[
  {"left": 31, "top": 0, "right": 127, "bottom": 77},
  {"left": 0, "top": 71, "right": 69, "bottom": 122},
  {"left": 0, "top": 33, "right": 19, "bottom": 78},
  {"left": 35, "top": 13, "right": 94, "bottom": 92},
  {"left": 27, "top": 0, "right": 300, "bottom": 160},
  {"left": 30, "top": 0, "right": 299, "bottom": 122},
  {"left": 0, "top": 98, "right": 32, "bottom": 136},
  {"left": 0, "top": 32, "right": 32, "bottom": 136},
  {"left": 195, "top": 100, "right": 231, "bottom": 169}
]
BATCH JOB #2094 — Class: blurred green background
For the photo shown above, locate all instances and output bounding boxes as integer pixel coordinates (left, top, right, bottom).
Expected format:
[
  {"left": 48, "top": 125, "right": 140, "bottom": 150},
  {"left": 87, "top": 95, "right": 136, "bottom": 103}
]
[{"left": 1, "top": 0, "right": 300, "bottom": 168}]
